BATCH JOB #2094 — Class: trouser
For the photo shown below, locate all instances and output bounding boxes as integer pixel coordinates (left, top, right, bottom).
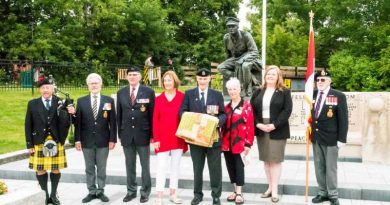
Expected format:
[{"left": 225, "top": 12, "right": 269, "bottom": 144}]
[
  {"left": 155, "top": 149, "right": 183, "bottom": 191},
  {"left": 82, "top": 147, "right": 109, "bottom": 195},
  {"left": 190, "top": 144, "right": 222, "bottom": 199},
  {"left": 123, "top": 144, "right": 151, "bottom": 197},
  {"left": 313, "top": 142, "right": 339, "bottom": 199},
  {"left": 223, "top": 151, "right": 245, "bottom": 186}
]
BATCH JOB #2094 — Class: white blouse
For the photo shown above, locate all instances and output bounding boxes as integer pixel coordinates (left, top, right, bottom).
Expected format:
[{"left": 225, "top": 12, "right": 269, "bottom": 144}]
[{"left": 262, "top": 88, "right": 275, "bottom": 119}]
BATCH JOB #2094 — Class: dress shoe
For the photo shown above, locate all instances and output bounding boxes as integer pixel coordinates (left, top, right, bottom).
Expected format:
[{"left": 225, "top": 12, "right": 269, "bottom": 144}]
[
  {"left": 191, "top": 196, "right": 203, "bottom": 205},
  {"left": 312, "top": 195, "right": 329, "bottom": 203},
  {"left": 212, "top": 197, "right": 221, "bottom": 205},
  {"left": 271, "top": 195, "right": 279, "bottom": 203},
  {"left": 97, "top": 193, "right": 109, "bottom": 202},
  {"left": 82, "top": 194, "right": 97, "bottom": 203},
  {"left": 140, "top": 195, "right": 149, "bottom": 203},
  {"left": 45, "top": 198, "right": 52, "bottom": 205},
  {"left": 330, "top": 198, "right": 340, "bottom": 205},
  {"left": 51, "top": 195, "right": 61, "bottom": 205},
  {"left": 260, "top": 192, "right": 272, "bottom": 198},
  {"left": 123, "top": 193, "right": 137, "bottom": 202}
]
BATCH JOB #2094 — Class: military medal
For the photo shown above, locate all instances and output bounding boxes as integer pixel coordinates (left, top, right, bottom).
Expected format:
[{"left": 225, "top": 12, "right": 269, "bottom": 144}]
[
  {"left": 140, "top": 104, "right": 146, "bottom": 112},
  {"left": 327, "top": 108, "right": 333, "bottom": 118},
  {"left": 103, "top": 111, "right": 108, "bottom": 119}
]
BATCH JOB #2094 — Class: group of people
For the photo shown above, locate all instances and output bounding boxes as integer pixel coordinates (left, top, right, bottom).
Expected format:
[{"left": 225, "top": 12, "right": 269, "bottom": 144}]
[{"left": 25, "top": 65, "right": 348, "bottom": 205}]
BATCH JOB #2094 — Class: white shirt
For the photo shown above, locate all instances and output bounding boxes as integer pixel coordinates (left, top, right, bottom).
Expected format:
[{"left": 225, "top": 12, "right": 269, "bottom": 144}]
[
  {"left": 41, "top": 96, "right": 53, "bottom": 108},
  {"left": 262, "top": 88, "right": 275, "bottom": 118},
  {"left": 130, "top": 84, "right": 140, "bottom": 99},
  {"left": 198, "top": 87, "right": 208, "bottom": 106},
  {"left": 315, "top": 86, "right": 330, "bottom": 117},
  {"left": 90, "top": 93, "right": 101, "bottom": 110}
]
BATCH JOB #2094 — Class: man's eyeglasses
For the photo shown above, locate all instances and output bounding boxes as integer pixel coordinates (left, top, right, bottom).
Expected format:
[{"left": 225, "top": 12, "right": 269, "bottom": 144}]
[{"left": 316, "top": 78, "right": 327, "bottom": 82}]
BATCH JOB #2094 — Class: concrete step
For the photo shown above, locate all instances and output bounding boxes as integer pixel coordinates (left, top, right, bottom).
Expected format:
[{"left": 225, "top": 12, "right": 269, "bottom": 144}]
[
  {"left": 1, "top": 147, "right": 390, "bottom": 202},
  {"left": 1, "top": 179, "right": 390, "bottom": 205}
]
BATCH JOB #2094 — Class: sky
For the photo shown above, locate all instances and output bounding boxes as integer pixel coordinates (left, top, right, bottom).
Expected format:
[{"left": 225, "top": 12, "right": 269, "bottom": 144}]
[{"left": 238, "top": 0, "right": 258, "bottom": 30}]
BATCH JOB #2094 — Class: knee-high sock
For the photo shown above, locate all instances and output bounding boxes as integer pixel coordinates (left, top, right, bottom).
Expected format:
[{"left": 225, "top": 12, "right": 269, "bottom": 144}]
[
  {"left": 36, "top": 173, "right": 49, "bottom": 199},
  {"left": 50, "top": 172, "right": 61, "bottom": 197}
]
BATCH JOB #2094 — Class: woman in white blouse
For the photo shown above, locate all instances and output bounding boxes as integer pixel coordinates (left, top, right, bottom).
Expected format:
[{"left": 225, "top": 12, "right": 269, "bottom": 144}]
[{"left": 250, "top": 65, "right": 293, "bottom": 203}]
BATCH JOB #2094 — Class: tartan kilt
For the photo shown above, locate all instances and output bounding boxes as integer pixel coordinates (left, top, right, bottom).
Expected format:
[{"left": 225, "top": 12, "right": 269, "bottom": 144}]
[{"left": 28, "top": 143, "right": 67, "bottom": 171}]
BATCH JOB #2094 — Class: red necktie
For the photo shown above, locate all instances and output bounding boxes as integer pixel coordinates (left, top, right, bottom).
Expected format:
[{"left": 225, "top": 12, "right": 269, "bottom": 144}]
[{"left": 130, "top": 87, "right": 136, "bottom": 106}]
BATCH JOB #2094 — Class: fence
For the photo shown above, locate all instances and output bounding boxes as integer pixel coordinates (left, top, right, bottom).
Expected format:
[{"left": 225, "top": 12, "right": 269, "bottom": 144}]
[{"left": 0, "top": 59, "right": 169, "bottom": 91}]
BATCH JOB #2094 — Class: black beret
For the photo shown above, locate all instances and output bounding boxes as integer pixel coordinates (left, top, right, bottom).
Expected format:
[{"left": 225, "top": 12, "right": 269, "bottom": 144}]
[
  {"left": 226, "top": 17, "right": 240, "bottom": 25},
  {"left": 127, "top": 66, "right": 140, "bottom": 74},
  {"left": 315, "top": 69, "right": 331, "bottom": 79},
  {"left": 37, "top": 77, "right": 53, "bottom": 87},
  {"left": 196, "top": 68, "right": 211, "bottom": 77}
]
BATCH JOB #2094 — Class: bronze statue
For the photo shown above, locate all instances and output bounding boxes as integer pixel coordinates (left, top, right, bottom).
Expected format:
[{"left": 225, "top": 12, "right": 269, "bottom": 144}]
[{"left": 218, "top": 17, "right": 262, "bottom": 97}]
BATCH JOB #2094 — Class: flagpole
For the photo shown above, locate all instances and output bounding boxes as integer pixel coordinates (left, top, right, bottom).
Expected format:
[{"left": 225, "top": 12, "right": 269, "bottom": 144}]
[
  {"left": 261, "top": 0, "right": 267, "bottom": 77},
  {"left": 305, "top": 10, "right": 315, "bottom": 202}
]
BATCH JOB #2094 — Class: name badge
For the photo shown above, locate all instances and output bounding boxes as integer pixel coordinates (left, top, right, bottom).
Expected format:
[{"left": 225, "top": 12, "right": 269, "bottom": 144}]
[
  {"left": 234, "top": 109, "right": 242, "bottom": 115},
  {"left": 136, "top": 98, "right": 150, "bottom": 103}
]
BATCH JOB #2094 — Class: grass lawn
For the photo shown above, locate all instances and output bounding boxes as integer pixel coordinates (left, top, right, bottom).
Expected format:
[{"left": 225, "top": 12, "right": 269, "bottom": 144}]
[{"left": 0, "top": 85, "right": 195, "bottom": 154}]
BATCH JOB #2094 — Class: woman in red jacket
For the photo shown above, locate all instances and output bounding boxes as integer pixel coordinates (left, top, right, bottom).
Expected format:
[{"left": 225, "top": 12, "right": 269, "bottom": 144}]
[
  {"left": 221, "top": 77, "right": 254, "bottom": 204},
  {"left": 153, "top": 71, "right": 188, "bottom": 205}
]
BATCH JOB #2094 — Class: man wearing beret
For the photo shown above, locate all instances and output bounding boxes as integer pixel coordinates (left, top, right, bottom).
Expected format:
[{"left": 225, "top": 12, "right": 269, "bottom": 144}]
[
  {"left": 311, "top": 70, "right": 348, "bottom": 205},
  {"left": 217, "top": 17, "right": 262, "bottom": 97},
  {"left": 25, "top": 77, "right": 75, "bottom": 205},
  {"left": 179, "top": 68, "right": 226, "bottom": 205},
  {"left": 74, "top": 73, "right": 117, "bottom": 203},
  {"left": 116, "top": 66, "right": 155, "bottom": 203}
]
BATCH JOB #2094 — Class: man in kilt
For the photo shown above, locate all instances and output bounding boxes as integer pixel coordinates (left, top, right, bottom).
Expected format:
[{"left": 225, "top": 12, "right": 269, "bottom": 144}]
[{"left": 25, "top": 78, "right": 75, "bottom": 205}]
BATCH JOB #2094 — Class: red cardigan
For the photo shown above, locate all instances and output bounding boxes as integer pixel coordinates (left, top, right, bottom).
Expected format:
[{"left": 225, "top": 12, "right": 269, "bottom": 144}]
[
  {"left": 221, "top": 99, "right": 255, "bottom": 154},
  {"left": 152, "top": 91, "right": 188, "bottom": 153}
]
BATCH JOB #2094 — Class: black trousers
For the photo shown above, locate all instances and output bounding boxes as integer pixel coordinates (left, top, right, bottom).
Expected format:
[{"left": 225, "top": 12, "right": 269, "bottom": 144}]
[
  {"left": 223, "top": 151, "right": 245, "bottom": 186},
  {"left": 190, "top": 144, "right": 222, "bottom": 199}
]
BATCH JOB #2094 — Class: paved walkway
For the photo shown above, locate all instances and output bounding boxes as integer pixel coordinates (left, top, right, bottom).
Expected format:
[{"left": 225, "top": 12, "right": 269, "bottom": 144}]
[{"left": 1, "top": 143, "right": 390, "bottom": 204}]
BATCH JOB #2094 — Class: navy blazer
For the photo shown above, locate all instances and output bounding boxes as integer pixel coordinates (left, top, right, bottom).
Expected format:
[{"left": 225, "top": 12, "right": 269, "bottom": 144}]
[
  {"left": 117, "top": 85, "right": 155, "bottom": 146},
  {"left": 74, "top": 94, "right": 117, "bottom": 148},
  {"left": 25, "top": 95, "right": 71, "bottom": 148},
  {"left": 250, "top": 88, "right": 292, "bottom": 140},
  {"left": 179, "top": 87, "right": 227, "bottom": 147},
  {"left": 311, "top": 88, "right": 348, "bottom": 146}
]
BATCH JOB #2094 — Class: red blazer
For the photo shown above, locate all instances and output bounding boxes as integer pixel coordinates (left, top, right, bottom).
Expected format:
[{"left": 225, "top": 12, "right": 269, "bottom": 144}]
[
  {"left": 221, "top": 99, "right": 255, "bottom": 154},
  {"left": 152, "top": 91, "right": 188, "bottom": 153}
]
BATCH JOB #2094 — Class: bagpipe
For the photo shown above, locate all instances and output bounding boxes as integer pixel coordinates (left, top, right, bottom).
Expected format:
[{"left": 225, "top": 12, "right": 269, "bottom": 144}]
[{"left": 48, "top": 75, "right": 75, "bottom": 144}]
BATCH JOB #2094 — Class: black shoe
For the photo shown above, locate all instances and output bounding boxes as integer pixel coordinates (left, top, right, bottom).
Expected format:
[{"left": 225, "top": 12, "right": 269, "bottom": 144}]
[
  {"left": 191, "top": 196, "right": 203, "bottom": 205},
  {"left": 82, "top": 194, "right": 97, "bottom": 203},
  {"left": 140, "top": 195, "right": 149, "bottom": 203},
  {"left": 97, "top": 193, "right": 109, "bottom": 202},
  {"left": 123, "top": 193, "right": 137, "bottom": 202},
  {"left": 45, "top": 197, "right": 52, "bottom": 205},
  {"left": 50, "top": 194, "right": 61, "bottom": 205},
  {"left": 312, "top": 195, "right": 329, "bottom": 203},
  {"left": 212, "top": 197, "right": 221, "bottom": 205},
  {"left": 330, "top": 198, "right": 340, "bottom": 205}
]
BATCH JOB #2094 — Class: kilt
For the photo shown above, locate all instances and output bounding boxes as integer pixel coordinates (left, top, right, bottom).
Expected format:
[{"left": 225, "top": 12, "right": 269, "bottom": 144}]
[{"left": 28, "top": 143, "right": 67, "bottom": 171}]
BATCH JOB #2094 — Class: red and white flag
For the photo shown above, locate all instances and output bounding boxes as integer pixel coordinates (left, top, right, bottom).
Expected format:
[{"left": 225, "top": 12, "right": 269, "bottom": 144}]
[{"left": 304, "top": 13, "right": 315, "bottom": 143}]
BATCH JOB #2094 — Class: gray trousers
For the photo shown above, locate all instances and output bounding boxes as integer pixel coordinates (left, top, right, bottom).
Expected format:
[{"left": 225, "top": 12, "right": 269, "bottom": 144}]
[
  {"left": 82, "top": 147, "right": 109, "bottom": 195},
  {"left": 123, "top": 144, "right": 151, "bottom": 197},
  {"left": 313, "top": 142, "right": 339, "bottom": 198}
]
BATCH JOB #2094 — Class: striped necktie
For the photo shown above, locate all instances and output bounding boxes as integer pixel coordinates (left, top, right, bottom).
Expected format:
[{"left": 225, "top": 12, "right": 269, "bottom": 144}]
[
  {"left": 92, "top": 95, "right": 98, "bottom": 120},
  {"left": 314, "top": 91, "right": 324, "bottom": 118}
]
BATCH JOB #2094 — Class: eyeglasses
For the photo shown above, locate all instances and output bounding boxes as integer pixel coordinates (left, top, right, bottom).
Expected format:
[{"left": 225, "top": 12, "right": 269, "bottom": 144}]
[{"left": 316, "top": 78, "right": 327, "bottom": 82}]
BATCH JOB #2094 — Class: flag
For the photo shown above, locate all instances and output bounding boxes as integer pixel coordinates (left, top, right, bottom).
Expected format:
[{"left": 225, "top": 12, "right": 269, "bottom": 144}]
[
  {"left": 304, "top": 11, "right": 315, "bottom": 202},
  {"left": 304, "top": 11, "right": 315, "bottom": 144}
]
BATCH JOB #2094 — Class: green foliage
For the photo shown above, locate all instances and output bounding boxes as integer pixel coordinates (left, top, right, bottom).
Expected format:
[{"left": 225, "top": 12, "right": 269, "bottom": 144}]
[{"left": 248, "top": 0, "right": 390, "bottom": 91}]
